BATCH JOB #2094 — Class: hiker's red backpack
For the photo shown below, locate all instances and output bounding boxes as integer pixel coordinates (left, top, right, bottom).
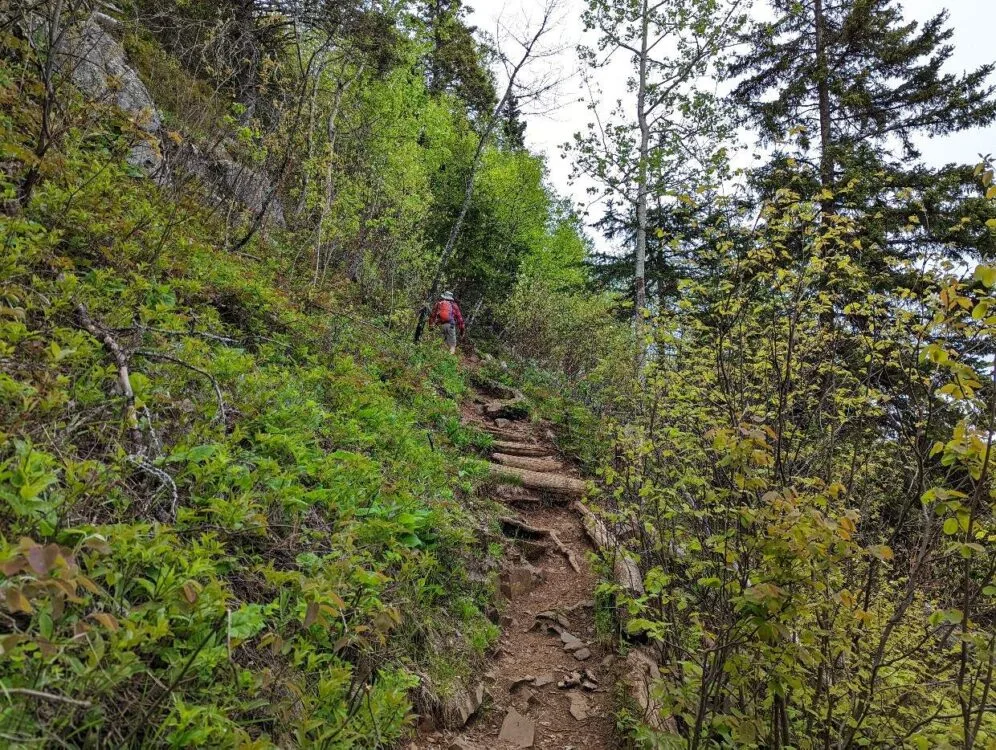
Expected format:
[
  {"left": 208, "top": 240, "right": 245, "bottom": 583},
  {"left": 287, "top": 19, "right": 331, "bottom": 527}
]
[{"left": 437, "top": 300, "right": 454, "bottom": 323}]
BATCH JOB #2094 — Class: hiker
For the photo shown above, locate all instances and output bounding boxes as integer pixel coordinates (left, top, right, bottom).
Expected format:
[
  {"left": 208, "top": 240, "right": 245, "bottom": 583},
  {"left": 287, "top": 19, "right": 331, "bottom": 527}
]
[{"left": 428, "top": 291, "right": 465, "bottom": 355}]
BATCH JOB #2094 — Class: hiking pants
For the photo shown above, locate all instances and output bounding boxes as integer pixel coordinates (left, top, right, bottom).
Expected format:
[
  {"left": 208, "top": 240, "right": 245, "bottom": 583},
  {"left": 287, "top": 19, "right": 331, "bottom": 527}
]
[{"left": 441, "top": 322, "right": 457, "bottom": 348}]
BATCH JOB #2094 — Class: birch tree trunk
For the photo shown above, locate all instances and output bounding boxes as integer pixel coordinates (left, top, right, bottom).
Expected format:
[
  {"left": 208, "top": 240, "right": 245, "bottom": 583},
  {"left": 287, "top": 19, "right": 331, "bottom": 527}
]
[{"left": 634, "top": 0, "right": 651, "bottom": 368}]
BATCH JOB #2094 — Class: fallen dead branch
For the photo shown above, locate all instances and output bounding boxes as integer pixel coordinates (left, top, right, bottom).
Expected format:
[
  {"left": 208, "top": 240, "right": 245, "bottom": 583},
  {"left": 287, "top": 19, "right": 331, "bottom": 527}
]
[
  {"left": 1, "top": 687, "right": 92, "bottom": 708},
  {"left": 75, "top": 303, "right": 144, "bottom": 454}
]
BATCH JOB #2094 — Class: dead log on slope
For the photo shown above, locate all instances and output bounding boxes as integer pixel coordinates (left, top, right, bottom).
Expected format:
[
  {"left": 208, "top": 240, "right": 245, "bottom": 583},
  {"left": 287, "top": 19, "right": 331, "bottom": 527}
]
[
  {"left": 623, "top": 647, "right": 679, "bottom": 734},
  {"left": 492, "top": 452, "right": 563, "bottom": 473},
  {"left": 570, "top": 503, "right": 675, "bottom": 734},
  {"left": 572, "top": 501, "right": 644, "bottom": 596},
  {"left": 488, "top": 464, "right": 586, "bottom": 496}
]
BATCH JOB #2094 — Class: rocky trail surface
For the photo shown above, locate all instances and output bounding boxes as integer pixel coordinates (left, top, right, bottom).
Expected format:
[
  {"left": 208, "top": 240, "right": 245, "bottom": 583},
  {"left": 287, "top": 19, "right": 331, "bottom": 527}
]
[{"left": 411, "top": 374, "right": 622, "bottom": 750}]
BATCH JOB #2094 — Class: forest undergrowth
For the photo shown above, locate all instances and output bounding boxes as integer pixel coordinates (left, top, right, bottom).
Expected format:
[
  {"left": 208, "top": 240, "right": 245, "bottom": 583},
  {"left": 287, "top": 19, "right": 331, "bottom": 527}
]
[{"left": 4, "top": 0, "right": 996, "bottom": 748}]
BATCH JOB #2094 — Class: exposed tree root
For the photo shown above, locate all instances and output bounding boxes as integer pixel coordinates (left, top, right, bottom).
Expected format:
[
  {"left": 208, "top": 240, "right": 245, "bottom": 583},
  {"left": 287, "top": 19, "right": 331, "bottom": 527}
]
[{"left": 500, "top": 516, "right": 582, "bottom": 573}]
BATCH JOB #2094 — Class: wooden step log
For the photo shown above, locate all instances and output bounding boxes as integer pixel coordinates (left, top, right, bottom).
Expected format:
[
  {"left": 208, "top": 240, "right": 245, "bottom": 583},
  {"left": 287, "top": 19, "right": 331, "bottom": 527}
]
[
  {"left": 488, "top": 463, "right": 586, "bottom": 496},
  {"left": 492, "top": 484, "right": 543, "bottom": 505},
  {"left": 484, "top": 427, "right": 529, "bottom": 442},
  {"left": 491, "top": 440, "right": 548, "bottom": 457},
  {"left": 493, "top": 452, "right": 563, "bottom": 474}
]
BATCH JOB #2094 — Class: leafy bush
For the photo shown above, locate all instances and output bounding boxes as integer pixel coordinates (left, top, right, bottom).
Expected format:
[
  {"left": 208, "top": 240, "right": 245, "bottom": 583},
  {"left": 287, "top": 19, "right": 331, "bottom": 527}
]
[{"left": 595, "top": 183, "right": 996, "bottom": 747}]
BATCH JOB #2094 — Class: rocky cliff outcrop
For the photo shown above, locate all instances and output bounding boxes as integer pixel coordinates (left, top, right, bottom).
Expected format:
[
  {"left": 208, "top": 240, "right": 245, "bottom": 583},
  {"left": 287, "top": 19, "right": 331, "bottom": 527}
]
[
  {"left": 66, "top": 12, "right": 162, "bottom": 174},
  {"left": 63, "top": 11, "right": 285, "bottom": 227},
  {"left": 172, "top": 141, "right": 287, "bottom": 228}
]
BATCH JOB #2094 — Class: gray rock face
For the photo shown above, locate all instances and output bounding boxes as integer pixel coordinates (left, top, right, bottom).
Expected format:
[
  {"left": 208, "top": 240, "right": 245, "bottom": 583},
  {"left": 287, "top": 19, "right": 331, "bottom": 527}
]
[
  {"left": 217, "top": 156, "right": 287, "bottom": 227},
  {"left": 66, "top": 13, "right": 162, "bottom": 174},
  {"left": 172, "top": 141, "right": 286, "bottom": 228},
  {"left": 441, "top": 681, "right": 485, "bottom": 728},
  {"left": 59, "top": 12, "right": 285, "bottom": 227}
]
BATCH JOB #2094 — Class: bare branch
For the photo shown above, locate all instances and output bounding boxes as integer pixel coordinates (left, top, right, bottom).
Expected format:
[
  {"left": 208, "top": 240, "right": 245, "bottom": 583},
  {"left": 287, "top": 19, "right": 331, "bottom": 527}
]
[
  {"left": 0, "top": 687, "right": 92, "bottom": 709},
  {"left": 134, "top": 350, "right": 227, "bottom": 426},
  {"left": 75, "top": 303, "right": 145, "bottom": 454}
]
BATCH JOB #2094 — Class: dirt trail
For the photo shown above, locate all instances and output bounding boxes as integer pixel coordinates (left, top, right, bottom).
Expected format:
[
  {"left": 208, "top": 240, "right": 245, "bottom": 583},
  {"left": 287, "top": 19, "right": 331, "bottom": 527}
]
[{"left": 411, "top": 375, "right": 619, "bottom": 750}]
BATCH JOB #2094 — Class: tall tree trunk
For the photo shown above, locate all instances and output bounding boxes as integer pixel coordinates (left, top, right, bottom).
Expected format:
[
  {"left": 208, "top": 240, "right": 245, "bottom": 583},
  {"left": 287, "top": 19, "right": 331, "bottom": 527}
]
[
  {"left": 295, "top": 61, "right": 325, "bottom": 218},
  {"left": 814, "top": 0, "right": 833, "bottom": 215},
  {"left": 634, "top": 0, "right": 651, "bottom": 364}
]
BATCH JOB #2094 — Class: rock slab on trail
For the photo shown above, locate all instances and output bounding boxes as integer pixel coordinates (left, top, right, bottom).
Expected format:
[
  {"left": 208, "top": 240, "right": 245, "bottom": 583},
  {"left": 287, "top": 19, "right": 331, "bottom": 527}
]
[{"left": 498, "top": 709, "right": 535, "bottom": 748}]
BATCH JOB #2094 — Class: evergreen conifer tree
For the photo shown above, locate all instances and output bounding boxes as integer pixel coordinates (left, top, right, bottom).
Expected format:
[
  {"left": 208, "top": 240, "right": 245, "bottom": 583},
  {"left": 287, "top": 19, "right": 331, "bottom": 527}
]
[
  {"left": 729, "top": 0, "right": 996, "bottom": 270},
  {"left": 417, "top": 0, "right": 496, "bottom": 117},
  {"left": 503, "top": 94, "right": 527, "bottom": 149}
]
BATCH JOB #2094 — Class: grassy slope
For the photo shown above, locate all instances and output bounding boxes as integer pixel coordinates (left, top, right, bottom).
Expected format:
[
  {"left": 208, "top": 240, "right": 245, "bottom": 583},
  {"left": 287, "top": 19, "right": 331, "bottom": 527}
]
[{"left": 0, "top": 51, "right": 503, "bottom": 747}]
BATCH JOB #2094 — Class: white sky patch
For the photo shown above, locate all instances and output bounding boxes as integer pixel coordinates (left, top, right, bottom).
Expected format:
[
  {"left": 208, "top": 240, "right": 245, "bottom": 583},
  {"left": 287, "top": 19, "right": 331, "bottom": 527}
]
[{"left": 469, "top": 0, "right": 996, "bottom": 254}]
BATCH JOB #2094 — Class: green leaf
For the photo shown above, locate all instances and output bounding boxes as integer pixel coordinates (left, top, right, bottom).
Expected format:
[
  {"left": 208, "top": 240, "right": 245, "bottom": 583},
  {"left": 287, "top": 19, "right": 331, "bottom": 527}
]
[
  {"left": 974, "top": 265, "right": 996, "bottom": 288},
  {"left": 943, "top": 517, "right": 959, "bottom": 535},
  {"left": 229, "top": 604, "right": 266, "bottom": 640},
  {"left": 944, "top": 609, "right": 964, "bottom": 625}
]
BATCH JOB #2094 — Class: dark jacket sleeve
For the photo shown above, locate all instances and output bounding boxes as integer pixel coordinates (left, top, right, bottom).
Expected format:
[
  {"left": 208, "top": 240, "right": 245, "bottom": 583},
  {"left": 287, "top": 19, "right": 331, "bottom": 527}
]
[
  {"left": 428, "top": 302, "right": 440, "bottom": 325},
  {"left": 453, "top": 303, "right": 465, "bottom": 330}
]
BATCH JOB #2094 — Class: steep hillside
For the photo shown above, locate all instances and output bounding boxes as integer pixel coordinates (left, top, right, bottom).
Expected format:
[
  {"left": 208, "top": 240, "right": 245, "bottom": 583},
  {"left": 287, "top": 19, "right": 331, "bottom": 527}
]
[
  {"left": 1, "top": 110, "right": 504, "bottom": 750},
  {"left": 0, "top": 9, "right": 598, "bottom": 746},
  {"left": 16, "top": 1, "right": 995, "bottom": 748}
]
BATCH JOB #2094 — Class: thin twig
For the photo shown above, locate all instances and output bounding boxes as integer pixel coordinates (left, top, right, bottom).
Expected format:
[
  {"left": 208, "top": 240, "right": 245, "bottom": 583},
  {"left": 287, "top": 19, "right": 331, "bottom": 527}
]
[
  {"left": 125, "top": 454, "right": 179, "bottom": 522},
  {"left": 134, "top": 350, "right": 226, "bottom": 425},
  {"left": 75, "top": 303, "right": 144, "bottom": 453},
  {"left": 0, "top": 687, "right": 92, "bottom": 708}
]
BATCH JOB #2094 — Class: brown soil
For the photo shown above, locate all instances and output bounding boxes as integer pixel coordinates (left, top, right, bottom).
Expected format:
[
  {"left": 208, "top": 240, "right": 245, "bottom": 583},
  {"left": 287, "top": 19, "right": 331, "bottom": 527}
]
[{"left": 409, "top": 373, "right": 619, "bottom": 750}]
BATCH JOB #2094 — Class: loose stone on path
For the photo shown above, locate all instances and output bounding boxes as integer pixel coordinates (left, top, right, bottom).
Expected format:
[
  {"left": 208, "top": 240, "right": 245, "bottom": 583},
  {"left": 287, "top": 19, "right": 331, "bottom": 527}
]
[
  {"left": 569, "top": 693, "right": 590, "bottom": 721},
  {"left": 498, "top": 708, "right": 535, "bottom": 748}
]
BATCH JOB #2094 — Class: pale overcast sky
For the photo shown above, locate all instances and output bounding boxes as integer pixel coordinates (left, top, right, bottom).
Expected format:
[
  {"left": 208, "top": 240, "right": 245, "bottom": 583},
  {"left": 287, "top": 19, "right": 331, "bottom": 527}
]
[{"left": 469, "top": 0, "right": 996, "bottom": 246}]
